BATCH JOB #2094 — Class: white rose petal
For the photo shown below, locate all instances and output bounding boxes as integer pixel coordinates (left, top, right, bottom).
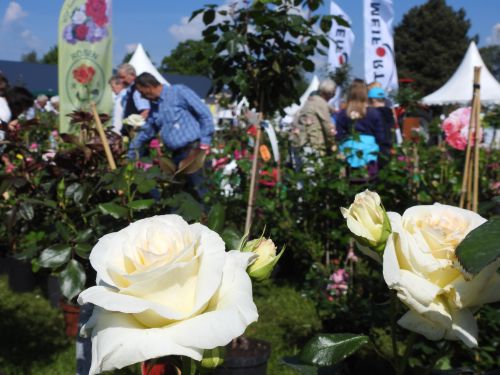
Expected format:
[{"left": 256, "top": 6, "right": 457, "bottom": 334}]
[
  {"left": 78, "top": 215, "right": 258, "bottom": 374},
  {"left": 383, "top": 203, "right": 499, "bottom": 347}
]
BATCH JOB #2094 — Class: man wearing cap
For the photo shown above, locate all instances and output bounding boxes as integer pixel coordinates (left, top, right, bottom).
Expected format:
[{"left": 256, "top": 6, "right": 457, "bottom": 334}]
[{"left": 368, "top": 86, "right": 393, "bottom": 164}]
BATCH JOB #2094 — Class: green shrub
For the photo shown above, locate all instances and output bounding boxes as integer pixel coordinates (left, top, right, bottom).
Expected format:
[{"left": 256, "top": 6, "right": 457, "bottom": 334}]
[
  {"left": 0, "top": 276, "right": 68, "bottom": 373},
  {"left": 246, "top": 284, "right": 322, "bottom": 375}
]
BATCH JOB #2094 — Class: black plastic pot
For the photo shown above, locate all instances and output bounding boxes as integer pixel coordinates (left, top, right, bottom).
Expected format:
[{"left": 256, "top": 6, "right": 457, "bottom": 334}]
[
  {"left": 7, "top": 256, "right": 36, "bottom": 293},
  {"left": 212, "top": 339, "right": 271, "bottom": 375}
]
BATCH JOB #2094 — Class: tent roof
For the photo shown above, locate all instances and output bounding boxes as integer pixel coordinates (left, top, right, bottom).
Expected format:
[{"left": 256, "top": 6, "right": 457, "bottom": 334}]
[
  {"left": 421, "top": 42, "right": 500, "bottom": 105},
  {"left": 129, "top": 44, "right": 169, "bottom": 85},
  {"left": 0, "top": 60, "right": 58, "bottom": 95}
]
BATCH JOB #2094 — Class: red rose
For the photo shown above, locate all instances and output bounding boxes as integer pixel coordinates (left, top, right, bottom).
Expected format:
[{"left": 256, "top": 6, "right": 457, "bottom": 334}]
[
  {"left": 75, "top": 24, "right": 89, "bottom": 41},
  {"left": 73, "top": 65, "right": 96, "bottom": 85},
  {"left": 86, "top": 0, "right": 108, "bottom": 27}
]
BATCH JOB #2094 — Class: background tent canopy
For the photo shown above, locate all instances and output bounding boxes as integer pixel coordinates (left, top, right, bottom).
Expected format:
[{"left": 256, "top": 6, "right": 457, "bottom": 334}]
[
  {"left": 129, "top": 44, "right": 169, "bottom": 86},
  {"left": 421, "top": 42, "right": 500, "bottom": 105}
]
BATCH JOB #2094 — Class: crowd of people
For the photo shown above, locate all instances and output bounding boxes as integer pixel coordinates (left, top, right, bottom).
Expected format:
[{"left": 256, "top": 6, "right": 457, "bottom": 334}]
[
  {"left": 290, "top": 78, "right": 399, "bottom": 180},
  {"left": 2, "top": 62, "right": 405, "bottom": 193}
]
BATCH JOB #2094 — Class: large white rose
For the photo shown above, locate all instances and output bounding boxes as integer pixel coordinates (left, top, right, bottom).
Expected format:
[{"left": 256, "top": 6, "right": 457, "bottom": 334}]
[
  {"left": 78, "top": 215, "right": 258, "bottom": 374},
  {"left": 383, "top": 204, "right": 500, "bottom": 347}
]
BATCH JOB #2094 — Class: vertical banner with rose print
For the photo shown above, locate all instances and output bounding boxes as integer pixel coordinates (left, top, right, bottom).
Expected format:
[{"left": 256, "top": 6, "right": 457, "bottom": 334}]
[{"left": 58, "top": 0, "right": 113, "bottom": 133}]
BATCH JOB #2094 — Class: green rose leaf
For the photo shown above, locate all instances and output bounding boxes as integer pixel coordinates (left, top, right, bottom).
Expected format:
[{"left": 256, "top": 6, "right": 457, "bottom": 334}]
[
  {"left": 75, "top": 243, "right": 92, "bottom": 259},
  {"left": 456, "top": 218, "right": 500, "bottom": 276},
  {"left": 18, "top": 202, "right": 34, "bottom": 221},
  {"left": 98, "top": 202, "right": 128, "bottom": 219},
  {"left": 207, "top": 203, "right": 226, "bottom": 233},
  {"left": 137, "top": 180, "right": 156, "bottom": 194},
  {"left": 298, "top": 334, "right": 369, "bottom": 367},
  {"left": 282, "top": 356, "right": 318, "bottom": 375},
  {"left": 128, "top": 199, "right": 155, "bottom": 211},
  {"left": 60, "top": 260, "right": 86, "bottom": 301},
  {"left": 76, "top": 228, "right": 93, "bottom": 243},
  {"left": 221, "top": 227, "right": 242, "bottom": 251},
  {"left": 39, "top": 244, "right": 72, "bottom": 268}
]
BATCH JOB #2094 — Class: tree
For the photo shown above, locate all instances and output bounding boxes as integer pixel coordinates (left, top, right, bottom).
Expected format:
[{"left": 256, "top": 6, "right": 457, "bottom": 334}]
[
  {"left": 41, "top": 46, "right": 58, "bottom": 65},
  {"left": 160, "top": 40, "right": 215, "bottom": 77},
  {"left": 480, "top": 45, "right": 500, "bottom": 82},
  {"left": 20, "top": 46, "right": 58, "bottom": 65},
  {"left": 394, "top": 0, "right": 474, "bottom": 95},
  {"left": 21, "top": 50, "right": 38, "bottom": 63},
  {"left": 194, "top": 0, "right": 344, "bottom": 117}
]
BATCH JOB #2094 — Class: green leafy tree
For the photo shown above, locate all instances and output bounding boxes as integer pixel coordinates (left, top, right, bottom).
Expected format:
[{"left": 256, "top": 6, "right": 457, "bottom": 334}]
[
  {"left": 41, "top": 45, "right": 58, "bottom": 65},
  {"left": 160, "top": 39, "right": 215, "bottom": 77},
  {"left": 480, "top": 45, "right": 500, "bottom": 82},
  {"left": 194, "top": 0, "right": 345, "bottom": 117},
  {"left": 394, "top": 0, "right": 474, "bottom": 95},
  {"left": 21, "top": 50, "right": 38, "bottom": 63}
]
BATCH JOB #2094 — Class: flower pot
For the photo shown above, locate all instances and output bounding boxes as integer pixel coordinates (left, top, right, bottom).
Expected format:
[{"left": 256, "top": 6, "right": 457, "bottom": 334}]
[
  {"left": 7, "top": 256, "right": 36, "bottom": 293},
  {"left": 60, "top": 301, "right": 80, "bottom": 338},
  {"left": 212, "top": 339, "right": 271, "bottom": 375}
]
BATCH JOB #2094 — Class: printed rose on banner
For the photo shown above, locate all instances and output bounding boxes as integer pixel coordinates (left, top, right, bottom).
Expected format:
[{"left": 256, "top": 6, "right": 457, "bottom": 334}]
[
  {"left": 74, "top": 24, "right": 89, "bottom": 41},
  {"left": 86, "top": 0, "right": 108, "bottom": 27},
  {"left": 441, "top": 107, "right": 482, "bottom": 151},
  {"left": 62, "top": 0, "right": 109, "bottom": 44},
  {"left": 78, "top": 215, "right": 258, "bottom": 374},
  {"left": 383, "top": 204, "right": 500, "bottom": 347},
  {"left": 73, "top": 64, "right": 96, "bottom": 85}
]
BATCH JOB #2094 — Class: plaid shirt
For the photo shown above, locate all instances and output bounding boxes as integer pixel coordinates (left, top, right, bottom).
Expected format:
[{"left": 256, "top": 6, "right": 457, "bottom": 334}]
[{"left": 128, "top": 84, "right": 214, "bottom": 159}]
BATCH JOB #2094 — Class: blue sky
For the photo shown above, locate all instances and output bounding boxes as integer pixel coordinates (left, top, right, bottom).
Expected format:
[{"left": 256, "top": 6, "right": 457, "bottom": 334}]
[{"left": 0, "top": 0, "right": 499, "bottom": 77}]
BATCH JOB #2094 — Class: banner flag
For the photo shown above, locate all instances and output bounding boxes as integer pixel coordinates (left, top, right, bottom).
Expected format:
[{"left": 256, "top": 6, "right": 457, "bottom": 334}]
[
  {"left": 328, "top": 1, "right": 355, "bottom": 73},
  {"left": 58, "top": 0, "right": 113, "bottom": 133},
  {"left": 363, "top": 0, "right": 398, "bottom": 92}
]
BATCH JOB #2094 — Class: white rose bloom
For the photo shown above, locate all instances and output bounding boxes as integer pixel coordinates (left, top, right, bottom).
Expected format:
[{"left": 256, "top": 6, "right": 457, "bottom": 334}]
[
  {"left": 123, "top": 114, "right": 146, "bottom": 127},
  {"left": 383, "top": 204, "right": 500, "bottom": 347},
  {"left": 78, "top": 215, "right": 258, "bottom": 374}
]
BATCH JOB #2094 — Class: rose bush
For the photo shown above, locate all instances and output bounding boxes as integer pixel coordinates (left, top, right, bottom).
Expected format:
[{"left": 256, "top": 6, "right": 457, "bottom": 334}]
[
  {"left": 383, "top": 204, "right": 500, "bottom": 347},
  {"left": 78, "top": 215, "right": 258, "bottom": 374}
]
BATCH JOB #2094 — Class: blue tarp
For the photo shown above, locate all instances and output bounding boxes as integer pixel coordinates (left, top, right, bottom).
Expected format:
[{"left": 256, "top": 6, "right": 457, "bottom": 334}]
[{"left": 0, "top": 60, "right": 212, "bottom": 98}]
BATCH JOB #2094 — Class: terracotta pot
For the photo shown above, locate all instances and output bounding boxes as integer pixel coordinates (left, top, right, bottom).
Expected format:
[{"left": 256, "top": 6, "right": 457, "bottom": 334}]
[
  {"left": 402, "top": 116, "right": 420, "bottom": 141},
  {"left": 60, "top": 302, "right": 80, "bottom": 338}
]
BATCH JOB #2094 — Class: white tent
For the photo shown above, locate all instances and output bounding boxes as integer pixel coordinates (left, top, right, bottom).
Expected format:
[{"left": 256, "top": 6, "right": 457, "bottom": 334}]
[
  {"left": 281, "top": 75, "right": 320, "bottom": 124},
  {"left": 421, "top": 42, "right": 500, "bottom": 105},
  {"left": 129, "top": 44, "right": 169, "bottom": 85}
]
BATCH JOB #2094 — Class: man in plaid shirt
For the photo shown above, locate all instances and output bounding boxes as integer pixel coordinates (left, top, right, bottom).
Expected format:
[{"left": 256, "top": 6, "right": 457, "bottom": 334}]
[{"left": 128, "top": 72, "right": 214, "bottom": 198}]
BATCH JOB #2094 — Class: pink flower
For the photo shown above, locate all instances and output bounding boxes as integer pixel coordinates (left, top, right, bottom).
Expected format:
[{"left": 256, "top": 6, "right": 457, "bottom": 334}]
[
  {"left": 347, "top": 247, "right": 359, "bottom": 262},
  {"left": 441, "top": 107, "right": 482, "bottom": 151},
  {"left": 29, "top": 143, "right": 39, "bottom": 151},
  {"left": 149, "top": 139, "right": 161, "bottom": 149},
  {"left": 135, "top": 161, "right": 153, "bottom": 171}
]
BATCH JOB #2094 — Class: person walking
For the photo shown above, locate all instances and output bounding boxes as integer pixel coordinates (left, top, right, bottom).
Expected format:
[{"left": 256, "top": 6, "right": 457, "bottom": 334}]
[
  {"left": 127, "top": 72, "right": 214, "bottom": 199},
  {"left": 290, "top": 79, "right": 337, "bottom": 171},
  {"left": 335, "top": 79, "right": 388, "bottom": 179}
]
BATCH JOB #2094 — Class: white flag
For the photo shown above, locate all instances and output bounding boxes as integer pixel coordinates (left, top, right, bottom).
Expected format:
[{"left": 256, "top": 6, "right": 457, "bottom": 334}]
[
  {"left": 328, "top": 1, "right": 355, "bottom": 72},
  {"left": 363, "top": 0, "right": 398, "bottom": 92}
]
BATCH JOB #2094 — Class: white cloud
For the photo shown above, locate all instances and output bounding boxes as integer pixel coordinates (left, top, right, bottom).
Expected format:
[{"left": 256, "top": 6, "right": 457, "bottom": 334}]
[
  {"left": 2, "top": 1, "right": 27, "bottom": 26},
  {"left": 0, "top": 2, "right": 44, "bottom": 60},
  {"left": 168, "top": 16, "right": 205, "bottom": 42},
  {"left": 486, "top": 23, "right": 500, "bottom": 46},
  {"left": 125, "top": 43, "right": 138, "bottom": 53}
]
